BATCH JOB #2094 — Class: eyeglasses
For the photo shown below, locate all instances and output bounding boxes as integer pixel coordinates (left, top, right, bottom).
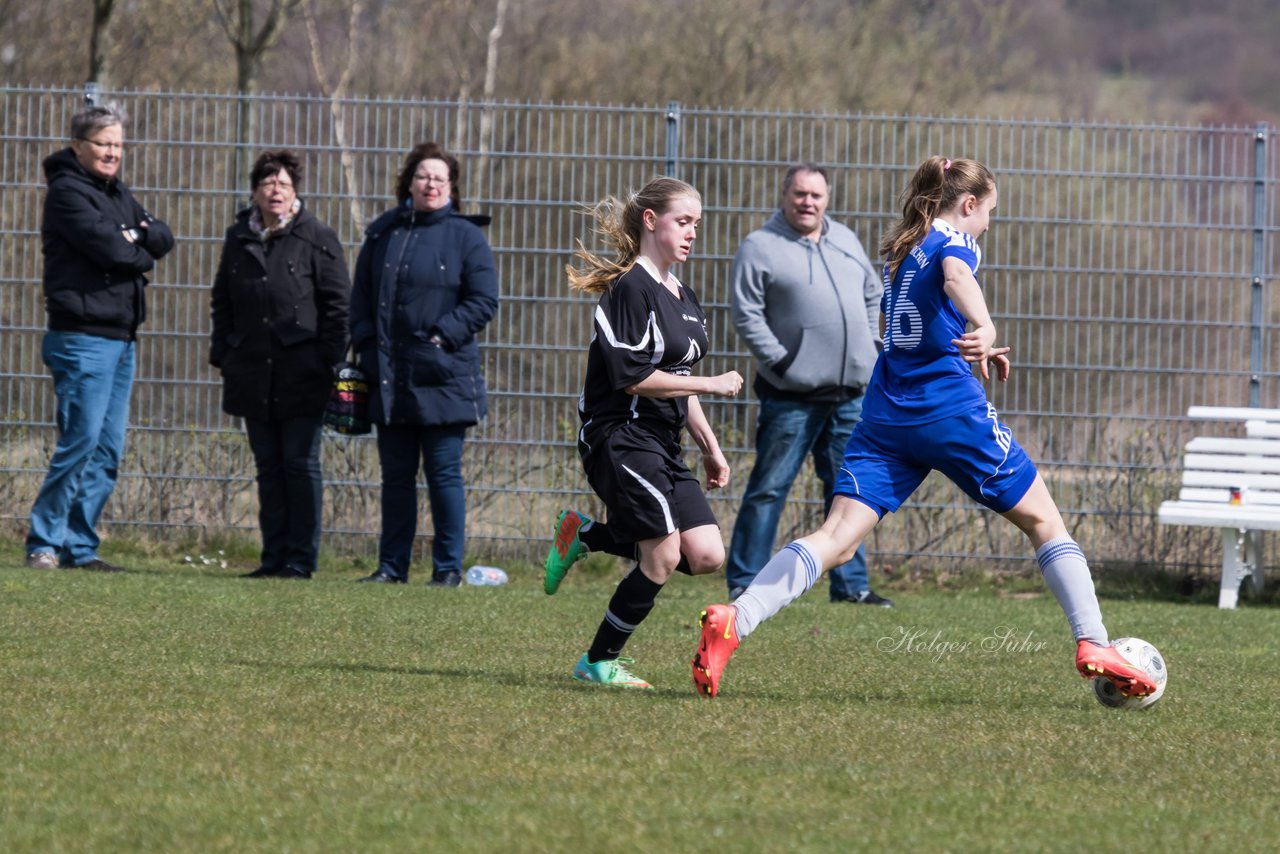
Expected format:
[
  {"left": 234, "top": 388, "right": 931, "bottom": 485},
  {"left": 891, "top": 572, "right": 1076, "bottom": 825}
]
[
  {"left": 78, "top": 138, "right": 123, "bottom": 152},
  {"left": 415, "top": 174, "right": 451, "bottom": 186},
  {"left": 258, "top": 179, "right": 295, "bottom": 192}
]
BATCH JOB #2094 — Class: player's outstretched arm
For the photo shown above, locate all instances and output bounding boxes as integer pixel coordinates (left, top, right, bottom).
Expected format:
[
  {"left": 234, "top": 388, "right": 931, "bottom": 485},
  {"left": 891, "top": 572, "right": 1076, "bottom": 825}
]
[
  {"left": 943, "top": 256, "right": 1009, "bottom": 381},
  {"left": 624, "top": 369, "right": 743, "bottom": 399}
]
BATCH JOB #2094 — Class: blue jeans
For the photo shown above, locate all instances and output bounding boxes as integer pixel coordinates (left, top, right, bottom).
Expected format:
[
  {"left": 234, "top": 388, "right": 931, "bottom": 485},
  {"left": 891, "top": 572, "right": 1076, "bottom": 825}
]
[
  {"left": 26, "top": 332, "right": 135, "bottom": 566},
  {"left": 375, "top": 423, "right": 467, "bottom": 581},
  {"left": 244, "top": 415, "right": 324, "bottom": 574},
  {"left": 726, "top": 394, "right": 870, "bottom": 599}
]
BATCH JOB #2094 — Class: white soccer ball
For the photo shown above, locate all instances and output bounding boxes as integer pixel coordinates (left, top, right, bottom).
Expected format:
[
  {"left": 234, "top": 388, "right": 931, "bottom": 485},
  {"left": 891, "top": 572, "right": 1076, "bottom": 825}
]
[{"left": 1091, "top": 637, "right": 1167, "bottom": 710}]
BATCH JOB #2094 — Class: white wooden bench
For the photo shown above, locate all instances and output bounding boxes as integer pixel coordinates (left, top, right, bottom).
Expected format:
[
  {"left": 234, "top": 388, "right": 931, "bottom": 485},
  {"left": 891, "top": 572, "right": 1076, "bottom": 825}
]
[{"left": 1157, "top": 406, "right": 1280, "bottom": 608}]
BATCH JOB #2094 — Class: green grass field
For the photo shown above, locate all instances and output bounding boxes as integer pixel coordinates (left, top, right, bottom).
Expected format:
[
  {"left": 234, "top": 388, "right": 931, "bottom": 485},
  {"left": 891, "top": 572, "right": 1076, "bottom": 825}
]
[{"left": 3, "top": 541, "right": 1277, "bottom": 853}]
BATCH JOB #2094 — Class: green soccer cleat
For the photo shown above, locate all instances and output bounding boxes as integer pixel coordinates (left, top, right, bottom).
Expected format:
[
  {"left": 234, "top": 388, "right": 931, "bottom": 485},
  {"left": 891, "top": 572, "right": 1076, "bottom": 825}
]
[
  {"left": 572, "top": 653, "right": 654, "bottom": 689},
  {"left": 544, "top": 509, "right": 590, "bottom": 595}
]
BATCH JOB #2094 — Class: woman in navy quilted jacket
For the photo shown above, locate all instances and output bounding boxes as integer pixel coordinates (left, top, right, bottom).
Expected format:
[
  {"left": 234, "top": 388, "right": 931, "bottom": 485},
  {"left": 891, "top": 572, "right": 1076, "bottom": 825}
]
[{"left": 349, "top": 142, "right": 499, "bottom": 586}]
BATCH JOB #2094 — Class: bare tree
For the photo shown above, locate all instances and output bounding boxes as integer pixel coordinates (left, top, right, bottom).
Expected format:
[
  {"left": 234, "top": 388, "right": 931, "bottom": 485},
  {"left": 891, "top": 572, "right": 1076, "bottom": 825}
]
[
  {"left": 462, "top": 0, "right": 508, "bottom": 187},
  {"left": 9, "top": 0, "right": 1280, "bottom": 123},
  {"left": 88, "top": 0, "right": 115, "bottom": 89},
  {"left": 213, "top": 0, "right": 303, "bottom": 151},
  {"left": 304, "top": 0, "right": 365, "bottom": 231},
  {"left": 424, "top": 0, "right": 508, "bottom": 154}
]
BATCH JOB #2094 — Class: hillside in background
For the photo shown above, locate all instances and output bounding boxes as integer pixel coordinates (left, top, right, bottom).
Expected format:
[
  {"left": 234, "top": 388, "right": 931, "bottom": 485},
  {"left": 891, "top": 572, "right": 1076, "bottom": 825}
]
[{"left": 1, "top": 0, "right": 1278, "bottom": 125}]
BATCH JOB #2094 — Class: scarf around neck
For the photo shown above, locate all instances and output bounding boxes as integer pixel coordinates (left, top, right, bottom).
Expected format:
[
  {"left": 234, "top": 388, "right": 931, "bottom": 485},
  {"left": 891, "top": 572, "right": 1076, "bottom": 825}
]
[{"left": 249, "top": 197, "right": 301, "bottom": 239}]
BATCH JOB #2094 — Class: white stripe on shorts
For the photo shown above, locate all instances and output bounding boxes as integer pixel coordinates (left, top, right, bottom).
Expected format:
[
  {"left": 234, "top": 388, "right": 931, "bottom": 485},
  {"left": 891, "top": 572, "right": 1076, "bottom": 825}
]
[
  {"left": 621, "top": 464, "right": 675, "bottom": 533},
  {"left": 979, "top": 402, "right": 1015, "bottom": 500}
]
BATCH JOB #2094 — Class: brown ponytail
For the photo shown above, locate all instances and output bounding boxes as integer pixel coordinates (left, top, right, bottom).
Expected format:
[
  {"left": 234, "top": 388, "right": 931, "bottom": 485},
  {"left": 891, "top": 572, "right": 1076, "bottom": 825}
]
[
  {"left": 879, "top": 156, "right": 994, "bottom": 282},
  {"left": 566, "top": 176, "right": 701, "bottom": 295}
]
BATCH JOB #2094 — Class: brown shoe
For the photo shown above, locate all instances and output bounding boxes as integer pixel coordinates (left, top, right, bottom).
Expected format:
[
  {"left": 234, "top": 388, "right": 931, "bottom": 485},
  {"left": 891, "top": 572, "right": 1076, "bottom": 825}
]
[{"left": 26, "top": 552, "right": 59, "bottom": 570}]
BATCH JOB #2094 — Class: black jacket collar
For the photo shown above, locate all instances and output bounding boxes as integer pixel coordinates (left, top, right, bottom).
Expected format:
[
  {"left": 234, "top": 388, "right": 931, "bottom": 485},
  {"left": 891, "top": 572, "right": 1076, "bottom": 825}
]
[{"left": 42, "top": 147, "right": 122, "bottom": 194}]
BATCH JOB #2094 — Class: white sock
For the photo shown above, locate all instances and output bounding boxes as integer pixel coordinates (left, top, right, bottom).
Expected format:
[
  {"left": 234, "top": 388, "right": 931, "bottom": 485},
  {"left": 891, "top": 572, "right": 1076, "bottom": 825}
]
[
  {"left": 732, "top": 539, "right": 822, "bottom": 639},
  {"left": 1036, "top": 537, "right": 1107, "bottom": 645}
]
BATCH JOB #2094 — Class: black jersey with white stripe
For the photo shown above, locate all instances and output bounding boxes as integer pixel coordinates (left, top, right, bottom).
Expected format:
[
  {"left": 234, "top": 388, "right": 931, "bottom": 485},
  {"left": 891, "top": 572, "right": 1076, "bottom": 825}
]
[{"left": 578, "top": 263, "right": 709, "bottom": 451}]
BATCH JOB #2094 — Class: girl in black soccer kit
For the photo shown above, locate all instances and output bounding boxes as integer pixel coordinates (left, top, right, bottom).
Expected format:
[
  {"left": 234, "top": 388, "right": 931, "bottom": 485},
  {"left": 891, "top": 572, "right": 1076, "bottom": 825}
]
[{"left": 556, "top": 176, "right": 743, "bottom": 689}]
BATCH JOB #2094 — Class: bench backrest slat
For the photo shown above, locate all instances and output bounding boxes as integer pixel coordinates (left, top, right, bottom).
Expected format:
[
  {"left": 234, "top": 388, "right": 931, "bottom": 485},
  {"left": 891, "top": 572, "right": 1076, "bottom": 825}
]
[
  {"left": 1185, "top": 437, "right": 1280, "bottom": 455},
  {"left": 1188, "top": 405, "right": 1280, "bottom": 421},
  {"left": 1183, "top": 452, "right": 1280, "bottom": 475},
  {"left": 1178, "top": 486, "right": 1280, "bottom": 505},
  {"left": 1182, "top": 470, "right": 1280, "bottom": 491},
  {"left": 1245, "top": 420, "right": 1280, "bottom": 439},
  {"left": 1159, "top": 502, "right": 1280, "bottom": 531}
]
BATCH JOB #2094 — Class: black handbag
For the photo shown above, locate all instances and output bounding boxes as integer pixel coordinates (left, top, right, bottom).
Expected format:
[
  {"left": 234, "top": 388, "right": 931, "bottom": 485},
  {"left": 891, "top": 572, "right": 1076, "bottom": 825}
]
[{"left": 323, "top": 362, "right": 371, "bottom": 435}]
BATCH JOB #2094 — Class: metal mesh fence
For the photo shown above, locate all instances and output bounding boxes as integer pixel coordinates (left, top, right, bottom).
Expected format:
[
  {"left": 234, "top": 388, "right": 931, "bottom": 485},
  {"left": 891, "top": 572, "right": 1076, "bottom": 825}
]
[{"left": 2, "top": 85, "right": 1277, "bottom": 574}]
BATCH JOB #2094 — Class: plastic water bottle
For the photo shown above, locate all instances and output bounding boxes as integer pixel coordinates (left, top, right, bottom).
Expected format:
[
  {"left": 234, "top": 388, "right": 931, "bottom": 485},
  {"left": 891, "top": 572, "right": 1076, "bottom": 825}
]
[{"left": 465, "top": 565, "right": 508, "bottom": 586}]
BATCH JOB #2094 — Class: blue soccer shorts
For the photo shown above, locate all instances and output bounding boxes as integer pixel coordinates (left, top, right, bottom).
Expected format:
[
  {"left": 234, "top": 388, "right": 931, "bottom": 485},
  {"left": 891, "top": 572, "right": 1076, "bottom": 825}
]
[{"left": 834, "top": 402, "right": 1039, "bottom": 516}]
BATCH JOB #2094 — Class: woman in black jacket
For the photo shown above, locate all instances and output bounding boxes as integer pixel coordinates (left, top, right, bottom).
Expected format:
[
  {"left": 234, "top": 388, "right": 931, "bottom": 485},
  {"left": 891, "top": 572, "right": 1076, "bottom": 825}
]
[
  {"left": 26, "top": 102, "right": 174, "bottom": 573},
  {"left": 210, "top": 150, "right": 351, "bottom": 579},
  {"left": 349, "top": 141, "right": 499, "bottom": 586}
]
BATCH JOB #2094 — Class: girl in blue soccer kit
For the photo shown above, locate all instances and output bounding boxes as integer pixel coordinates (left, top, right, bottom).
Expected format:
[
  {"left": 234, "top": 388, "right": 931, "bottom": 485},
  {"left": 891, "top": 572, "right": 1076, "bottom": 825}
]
[
  {"left": 692, "top": 156, "right": 1158, "bottom": 701},
  {"left": 553, "top": 176, "right": 744, "bottom": 689}
]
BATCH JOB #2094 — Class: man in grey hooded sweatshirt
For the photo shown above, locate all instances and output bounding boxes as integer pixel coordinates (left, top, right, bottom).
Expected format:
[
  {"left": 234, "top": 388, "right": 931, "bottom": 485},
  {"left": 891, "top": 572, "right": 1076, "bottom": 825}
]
[{"left": 726, "top": 162, "right": 892, "bottom": 606}]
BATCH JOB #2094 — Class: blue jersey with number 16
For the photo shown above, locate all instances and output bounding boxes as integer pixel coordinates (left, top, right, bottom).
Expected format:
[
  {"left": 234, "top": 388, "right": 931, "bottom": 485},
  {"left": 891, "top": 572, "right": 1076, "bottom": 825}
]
[{"left": 861, "top": 219, "right": 987, "bottom": 427}]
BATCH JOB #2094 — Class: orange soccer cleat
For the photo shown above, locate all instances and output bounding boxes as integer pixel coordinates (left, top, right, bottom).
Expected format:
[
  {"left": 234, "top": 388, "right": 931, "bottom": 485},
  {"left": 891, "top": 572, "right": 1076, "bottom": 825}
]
[
  {"left": 1075, "top": 639, "right": 1158, "bottom": 697},
  {"left": 692, "top": 603, "right": 740, "bottom": 698}
]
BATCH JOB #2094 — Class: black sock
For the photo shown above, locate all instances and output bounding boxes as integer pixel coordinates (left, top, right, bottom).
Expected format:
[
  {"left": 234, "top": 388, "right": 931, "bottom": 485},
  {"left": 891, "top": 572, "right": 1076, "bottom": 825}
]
[
  {"left": 586, "top": 566, "right": 663, "bottom": 662},
  {"left": 579, "top": 520, "right": 636, "bottom": 560}
]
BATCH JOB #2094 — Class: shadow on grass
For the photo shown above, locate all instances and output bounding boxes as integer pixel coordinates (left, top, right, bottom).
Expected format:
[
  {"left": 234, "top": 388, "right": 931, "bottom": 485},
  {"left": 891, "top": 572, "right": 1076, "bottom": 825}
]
[
  {"left": 228, "top": 657, "right": 606, "bottom": 694},
  {"left": 228, "top": 657, "right": 547, "bottom": 683},
  {"left": 225, "top": 656, "right": 985, "bottom": 707},
  {"left": 1094, "top": 563, "right": 1280, "bottom": 607}
]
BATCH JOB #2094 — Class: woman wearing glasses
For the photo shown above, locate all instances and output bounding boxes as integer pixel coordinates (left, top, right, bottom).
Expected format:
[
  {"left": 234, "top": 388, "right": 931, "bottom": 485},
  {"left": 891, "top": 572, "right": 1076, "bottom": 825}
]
[
  {"left": 349, "top": 142, "right": 499, "bottom": 586},
  {"left": 26, "top": 102, "right": 174, "bottom": 573},
  {"left": 210, "top": 150, "right": 351, "bottom": 579}
]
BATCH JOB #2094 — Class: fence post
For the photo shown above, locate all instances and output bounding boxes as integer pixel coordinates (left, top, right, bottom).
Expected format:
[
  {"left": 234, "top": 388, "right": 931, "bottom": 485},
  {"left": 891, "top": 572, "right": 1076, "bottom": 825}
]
[
  {"left": 1250, "top": 122, "right": 1270, "bottom": 408},
  {"left": 665, "top": 101, "right": 681, "bottom": 178}
]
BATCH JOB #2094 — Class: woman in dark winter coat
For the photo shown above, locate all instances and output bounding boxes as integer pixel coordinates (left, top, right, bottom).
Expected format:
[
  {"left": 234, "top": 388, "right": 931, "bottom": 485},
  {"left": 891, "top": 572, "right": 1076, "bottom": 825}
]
[
  {"left": 349, "top": 141, "right": 499, "bottom": 586},
  {"left": 26, "top": 102, "right": 174, "bottom": 573},
  {"left": 210, "top": 150, "right": 351, "bottom": 580}
]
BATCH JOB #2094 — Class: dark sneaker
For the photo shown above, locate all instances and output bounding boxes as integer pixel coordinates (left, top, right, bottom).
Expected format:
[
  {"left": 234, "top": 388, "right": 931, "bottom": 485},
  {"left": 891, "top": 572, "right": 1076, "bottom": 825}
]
[
  {"left": 833, "top": 590, "right": 894, "bottom": 607},
  {"left": 72, "top": 559, "right": 126, "bottom": 573},
  {"left": 240, "top": 566, "right": 284, "bottom": 578},
  {"left": 357, "top": 571, "right": 406, "bottom": 584},
  {"left": 26, "top": 552, "right": 59, "bottom": 570},
  {"left": 428, "top": 570, "right": 462, "bottom": 588}
]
